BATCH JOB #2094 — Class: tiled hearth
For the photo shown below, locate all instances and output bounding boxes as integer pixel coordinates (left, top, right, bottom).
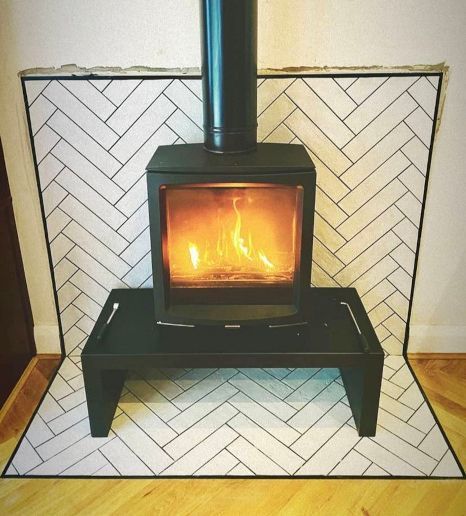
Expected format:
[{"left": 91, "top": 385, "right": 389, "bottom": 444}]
[{"left": 4, "top": 358, "right": 462, "bottom": 477}]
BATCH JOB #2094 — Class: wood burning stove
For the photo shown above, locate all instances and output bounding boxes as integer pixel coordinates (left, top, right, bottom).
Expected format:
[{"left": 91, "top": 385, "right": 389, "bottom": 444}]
[
  {"left": 147, "top": 144, "right": 315, "bottom": 326},
  {"left": 146, "top": 0, "right": 316, "bottom": 327},
  {"left": 80, "top": 0, "right": 384, "bottom": 441}
]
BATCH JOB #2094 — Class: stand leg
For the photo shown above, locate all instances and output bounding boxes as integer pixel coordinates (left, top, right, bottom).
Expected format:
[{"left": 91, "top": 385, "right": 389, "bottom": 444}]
[
  {"left": 340, "top": 356, "right": 383, "bottom": 437},
  {"left": 82, "top": 361, "right": 127, "bottom": 437}
]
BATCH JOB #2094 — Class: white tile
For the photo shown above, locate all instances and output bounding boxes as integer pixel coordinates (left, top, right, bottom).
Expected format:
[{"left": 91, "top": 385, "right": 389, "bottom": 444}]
[
  {"left": 168, "top": 381, "right": 238, "bottom": 434},
  {"left": 389, "top": 364, "right": 414, "bottom": 389},
  {"left": 120, "top": 228, "right": 151, "bottom": 267},
  {"left": 42, "top": 181, "right": 67, "bottom": 218},
  {"left": 36, "top": 419, "right": 90, "bottom": 461},
  {"left": 229, "top": 391, "right": 300, "bottom": 446},
  {"left": 355, "top": 439, "right": 421, "bottom": 476},
  {"left": 343, "top": 94, "right": 416, "bottom": 162},
  {"left": 106, "top": 79, "right": 171, "bottom": 135},
  {"left": 52, "top": 140, "right": 124, "bottom": 203},
  {"left": 49, "top": 373, "right": 74, "bottom": 400},
  {"left": 113, "top": 123, "right": 177, "bottom": 190},
  {"left": 364, "top": 463, "right": 389, "bottom": 476},
  {"left": 164, "top": 404, "right": 237, "bottom": 460},
  {"left": 345, "top": 76, "right": 417, "bottom": 132},
  {"left": 287, "top": 80, "right": 354, "bottom": 147},
  {"left": 165, "top": 108, "right": 203, "bottom": 143},
  {"left": 67, "top": 246, "right": 124, "bottom": 291},
  {"left": 405, "top": 107, "right": 433, "bottom": 146},
  {"left": 341, "top": 124, "right": 413, "bottom": 188},
  {"left": 258, "top": 93, "right": 295, "bottom": 141},
  {"left": 118, "top": 391, "right": 177, "bottom": 447},
  {"left": 291, "top": 402, "right": 352, "bottom": 460},
  {"left": 296, "top": 424, "right": 360, "bottom": 475},
  {"left": 56, "top": 168, "right": 126, "bottom": 230},
  {"left": 99, "top": 436, "right": 152, "bottom": 475},
  {"left": 398, "top": 382, "right": 424, "bottom": 410},
  {"left": 418, "top": 425, "right": 448, "bottom": 461},
  {"left": 195, "top": 449, "right": 239, "bottom": 476},
  {"left": 229, "top": 463, "right": 254, "bottom": 475},
  {"left": 125, "top": 378, "right": 180, "bottom": 421},
  {"left": 111, "top": 95, "right": 176, "bottom": 163},
  {"left": 339, "top": 152, "right": 410, "bottom": 215},
  {"left": 46, "top": 207, "right": 70, "bottom": 243},
  {"left": 115, "top": 175, "right": 147, "bottom": 218},
  {"left": 38, "top": 393, "right": 65, "bottom": 422},
  {"left": 43, "top": 81, "right": 119, "bottom": 148},
  {"left": 57, "top": 279, "right": 80, "bottom": 312},
  {"left": 408, "top": 403, "right": 437, "bottom": 434},
  {"left": 30, "top": 95, "right": 56, "bottom": 135},
  {"left": 399, "top": 165, "right": 426, "bottom": 202},
  {"left": 112, "top": 413, "right": 172, "bottom": 474},
  {"left": 102, "top": 79, "right": 141, "bottom": 106},
  {"left": 287, "top": 381, "right": 346, "bottom": 433},
  {"left": 305, "top": 77, "right": 357, "bottom": 118},
  {"left": 285, "top": 109, "right": 351, "bottom": 176},
  {"left": 257, "top": 78, "right": 294, "bottom": 115},
  {"left": 64, "top": 221, "right": 130, "bottom": 278},
  {"left": 371, "top": 429, "right": 437, "bottom": 474},
  {"left": 93, "top": 463, "right": 119, "bottom": 476},
  {"left": 408, "top": 77, "right": 438, "bottom": 117},
  {"left": 331, "top": 449, "right": 370, "bottom": 475},
  {"left": 229, "top": 372, "right": 296, "bottom": 421},
  {"left": 351, "top": 256, "right": 399, "bottom": 297},
  {"left": 161, "top": 426, "right": 237, "bottom": 476},
  {"left": 60, "top": 196, "right": 129, "bottom": 253},
  {"left": 379, "top": 392, "right": 414, "bottom": 421},
  {"left": 229, "top": 413, "right": 304, "bottom": 474},
  {"left": 346, "top": 77, "right": 387, "bottom": 104},
  {"left": 73, "top": 293, "right": 102, "bottom": 321},
  {"left": 48, "top": 111, "right": 121, "bottom": 175},
  {"left": 338, "top": 180, "right": 407, "bottom": 241},
  {"left": 285, "top": 368, "right": 339, "bottom": 410},
  {"left": 60, "top": 80, "right": 116, "bottom": 120},
  {"left": 164, "top": 80, "right": 203, "bottom": 128},
  {"left": 11, "top": 438, "right": 43, "bottom": 474},
  {"left": 48, "top": 402, "right": 88, "bottom": 435},
  {"left": 377, "top": 409, "right": 424, "bottom": 446},
  {"left": 227, "top": 437, "right": 286, "bottom": 475},
  {"left": 63, "top": 325, "right": 87, "bottom": 355},
  {"left": 139, "top": 368, "right": 184, "bottom": 400},
  {"left": 238, "top": 368, "right": 293, "bottom": 399},
  {"left": 172, "top": 369, "right": 237, "bottom": 411},
  {"left": 25, "top": 415, "right": 54, "bottom": 448},
  {"left": 58, "top": 387, "right": 87, "bottom": 412},
  {"left": 60, "top": 304, "right": 84, "bottom": 334},
  {"left": 54, "top": 258, "right": 77, "bottom": 290},
  {"left": 30, "top": 434, "right": 115, "bottom": 475},
  {"left": 402, "top": 137, "right": 429, "bottom": 174},
  {"left": 117, "top": 201, "right": 149, "bottom": 242},
  {"left": 34, "top": 124, "right": 60, "bottom": 163},
  {"left": 69, "top": 270, "right": 109, "bottom": 306},
  {"left": 122, "top": 252, "right": 152, "bottom": 287},
  {"left": 393, "top": 219, "right": 418, "bottom": 253},
  {"left": 431, "top": 451, "right": 463, "bottom": 477},
  {"left": 25, "top": 80, "right": 50, "bottom": 104},
  {"left": 62, "top": 450, "right": 108, "bottom": 476}
]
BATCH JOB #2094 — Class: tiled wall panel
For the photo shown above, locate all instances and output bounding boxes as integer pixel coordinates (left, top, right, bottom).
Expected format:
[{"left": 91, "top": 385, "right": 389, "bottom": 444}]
[{"left": 25, "top": 75, "right": 440, "bottom": 355}]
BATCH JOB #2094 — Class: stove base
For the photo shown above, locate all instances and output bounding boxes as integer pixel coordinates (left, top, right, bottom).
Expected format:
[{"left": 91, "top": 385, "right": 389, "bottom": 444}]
[{"left": 81, "top": 288, "right": 384, "bottom": 437}]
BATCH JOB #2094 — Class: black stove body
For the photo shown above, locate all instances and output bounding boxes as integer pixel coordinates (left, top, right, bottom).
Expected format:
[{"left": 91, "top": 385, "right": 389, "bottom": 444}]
[{"left": 146, "top": 0, "right": 316, "bottom": 328}]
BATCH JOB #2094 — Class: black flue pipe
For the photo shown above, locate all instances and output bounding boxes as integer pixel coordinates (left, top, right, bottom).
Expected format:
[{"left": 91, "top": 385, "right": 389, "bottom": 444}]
[{"left": 200, "top": 0, "right": 258, "bottom": 154}]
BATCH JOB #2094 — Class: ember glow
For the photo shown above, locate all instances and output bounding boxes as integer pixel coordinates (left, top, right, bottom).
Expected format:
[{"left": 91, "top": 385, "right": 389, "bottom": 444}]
[{"left": 163, "top": 184, "right": 302, "bottom": 287}]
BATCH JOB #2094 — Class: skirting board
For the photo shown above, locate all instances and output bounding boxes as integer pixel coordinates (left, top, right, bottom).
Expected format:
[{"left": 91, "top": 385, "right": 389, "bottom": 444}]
[{"left": 409, "top": 325, "right": 466, "bottom": 353}]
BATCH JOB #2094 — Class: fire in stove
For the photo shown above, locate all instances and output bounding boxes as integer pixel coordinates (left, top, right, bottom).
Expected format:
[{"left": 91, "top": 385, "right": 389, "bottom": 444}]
[{"left": 163, "top": 184, "right": 303, "bottom": 288}]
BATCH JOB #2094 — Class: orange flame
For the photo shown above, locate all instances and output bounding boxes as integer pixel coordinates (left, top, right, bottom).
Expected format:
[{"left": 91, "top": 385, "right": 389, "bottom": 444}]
[{"left": 187, "top": 197, "right": 275, "bottom": 273}]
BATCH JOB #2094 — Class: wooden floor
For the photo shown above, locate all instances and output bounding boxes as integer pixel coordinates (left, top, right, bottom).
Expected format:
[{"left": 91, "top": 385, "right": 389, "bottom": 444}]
[{"left": 0, "top": 356, "right": 464, "bottom": 515}]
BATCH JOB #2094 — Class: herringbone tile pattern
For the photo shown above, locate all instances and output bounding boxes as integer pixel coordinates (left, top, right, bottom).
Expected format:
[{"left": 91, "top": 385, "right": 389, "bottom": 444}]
[
  {"left": 4, "top": 358, "right": 462, "bottom": 477},
  {"left": 25, "top": 75, "right": 439, "bottom": 356}
]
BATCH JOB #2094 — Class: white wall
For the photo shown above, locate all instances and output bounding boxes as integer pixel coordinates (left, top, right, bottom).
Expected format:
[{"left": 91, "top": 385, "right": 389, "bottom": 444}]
[{"left": 0, "top": 0, "right": 465, "bottom": 353}]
